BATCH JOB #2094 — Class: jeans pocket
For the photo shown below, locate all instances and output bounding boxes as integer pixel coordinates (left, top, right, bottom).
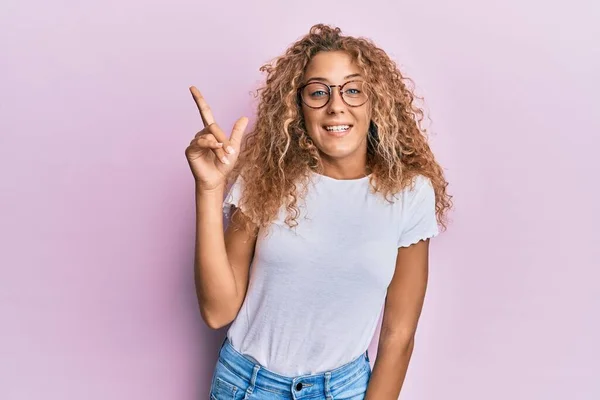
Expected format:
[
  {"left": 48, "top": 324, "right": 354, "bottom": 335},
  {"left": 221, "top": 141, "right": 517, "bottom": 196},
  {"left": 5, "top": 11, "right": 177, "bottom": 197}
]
[
  {"left": 210, "top": 377, "right": 240, "bottom": 400},
  {"left": 209, "top": 359, "right": 249, "bottom": 400},
  {"left": 329, "top": 364, "right": 371, "bottom": 400}
]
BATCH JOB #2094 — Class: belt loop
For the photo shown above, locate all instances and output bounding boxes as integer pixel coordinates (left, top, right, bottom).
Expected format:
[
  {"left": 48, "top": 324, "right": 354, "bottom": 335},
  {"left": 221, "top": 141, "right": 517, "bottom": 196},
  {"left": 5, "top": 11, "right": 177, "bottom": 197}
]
[
  {"left": 365, "top": 349, "right": 370, "bottom": 362},
  {"left": 324, "top": 371, "right": 333, "bottom": 400},
  {"left": 243, "top": 364, "right": 260, "bottom": 400}
]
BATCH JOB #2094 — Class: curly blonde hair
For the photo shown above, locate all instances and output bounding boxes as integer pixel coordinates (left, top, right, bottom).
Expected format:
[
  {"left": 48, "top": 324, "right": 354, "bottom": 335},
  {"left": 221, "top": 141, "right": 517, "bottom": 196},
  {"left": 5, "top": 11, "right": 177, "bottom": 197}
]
[{"left": 229, "top": 23, "right": 452, "bottom": 233}]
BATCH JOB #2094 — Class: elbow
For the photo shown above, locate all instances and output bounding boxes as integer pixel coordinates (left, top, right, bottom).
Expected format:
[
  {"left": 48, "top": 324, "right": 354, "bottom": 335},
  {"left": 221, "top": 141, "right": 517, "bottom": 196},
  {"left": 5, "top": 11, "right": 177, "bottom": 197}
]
[
  {"left": 380, "top": 327, "right": 416, "bottom": 352},
  {"left": 196, "top": 288, "right": 240, "bottom": 330},
  {"left": 200, "top": 307, "right": 235, "bottom": 330},
  {"left": 205, "top": 316, "right": 231, "bottom": 330}
]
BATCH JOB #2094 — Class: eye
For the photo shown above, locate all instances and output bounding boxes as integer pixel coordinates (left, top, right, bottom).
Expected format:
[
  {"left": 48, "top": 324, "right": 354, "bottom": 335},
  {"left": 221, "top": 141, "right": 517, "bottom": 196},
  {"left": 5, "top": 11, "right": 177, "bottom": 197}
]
[{"left": 310, "top": 90, "right": 328, "bottom": 97}]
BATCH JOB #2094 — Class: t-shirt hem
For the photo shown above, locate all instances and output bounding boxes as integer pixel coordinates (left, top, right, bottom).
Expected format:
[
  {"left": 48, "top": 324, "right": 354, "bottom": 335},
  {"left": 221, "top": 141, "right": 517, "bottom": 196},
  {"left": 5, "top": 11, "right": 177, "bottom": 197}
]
[{"left": 397, "top": 229, "right": 440, "bottom": 248}]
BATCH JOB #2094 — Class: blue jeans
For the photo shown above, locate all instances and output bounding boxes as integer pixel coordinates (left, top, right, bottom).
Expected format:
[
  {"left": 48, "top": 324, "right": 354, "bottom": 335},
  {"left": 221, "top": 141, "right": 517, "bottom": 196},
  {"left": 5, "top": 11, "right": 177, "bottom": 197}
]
[{"left": 209, "top": 338, "right": 372, "bottom": 399}]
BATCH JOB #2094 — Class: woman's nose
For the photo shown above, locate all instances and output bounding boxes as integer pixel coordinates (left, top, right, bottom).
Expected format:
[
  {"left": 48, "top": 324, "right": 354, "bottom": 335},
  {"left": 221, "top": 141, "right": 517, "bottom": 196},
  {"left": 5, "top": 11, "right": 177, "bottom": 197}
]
[{"left": 326, "top": 87, "right": 346, "bottom": 113}]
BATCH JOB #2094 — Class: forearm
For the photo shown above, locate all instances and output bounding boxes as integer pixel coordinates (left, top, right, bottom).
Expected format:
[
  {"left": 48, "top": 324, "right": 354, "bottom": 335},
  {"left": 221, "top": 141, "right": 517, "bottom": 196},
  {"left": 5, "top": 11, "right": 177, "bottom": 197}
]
[
  {"left": 365, "top": 336, "right": 415, "bottom": 400},
  {"left": 194, "top": 184, "right": 237, "bottom": 327}
]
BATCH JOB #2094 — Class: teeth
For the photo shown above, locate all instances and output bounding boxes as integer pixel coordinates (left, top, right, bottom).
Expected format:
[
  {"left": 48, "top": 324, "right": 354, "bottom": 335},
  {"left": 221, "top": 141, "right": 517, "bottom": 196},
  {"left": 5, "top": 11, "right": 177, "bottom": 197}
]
[{"left": 325, "top": 125, "right": 350, "bottom": 132}]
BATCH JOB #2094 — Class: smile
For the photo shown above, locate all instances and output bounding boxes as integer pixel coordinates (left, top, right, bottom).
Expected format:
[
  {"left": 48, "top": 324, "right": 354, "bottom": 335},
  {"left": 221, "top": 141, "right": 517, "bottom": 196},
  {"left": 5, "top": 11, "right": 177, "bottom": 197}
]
[
  {"left": 323, "top": 124, "right": 353, "bottom": 137},
  {"left": 325, "top": 125, "right": 351, "bottom": 132}
]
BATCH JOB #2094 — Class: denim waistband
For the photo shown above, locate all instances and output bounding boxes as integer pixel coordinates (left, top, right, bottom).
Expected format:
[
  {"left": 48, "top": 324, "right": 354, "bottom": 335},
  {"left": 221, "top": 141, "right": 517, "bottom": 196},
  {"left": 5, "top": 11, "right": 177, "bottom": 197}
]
[{"left": 217, "top": 337, "right": 370, "bottom": 398}]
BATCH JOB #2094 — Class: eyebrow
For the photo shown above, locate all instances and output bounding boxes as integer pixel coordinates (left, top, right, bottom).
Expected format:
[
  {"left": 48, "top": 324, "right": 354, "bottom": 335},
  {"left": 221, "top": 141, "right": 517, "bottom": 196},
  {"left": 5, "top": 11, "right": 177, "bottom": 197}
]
[{"left": 305, "top": 73, "right": 362, "bottom": 83}]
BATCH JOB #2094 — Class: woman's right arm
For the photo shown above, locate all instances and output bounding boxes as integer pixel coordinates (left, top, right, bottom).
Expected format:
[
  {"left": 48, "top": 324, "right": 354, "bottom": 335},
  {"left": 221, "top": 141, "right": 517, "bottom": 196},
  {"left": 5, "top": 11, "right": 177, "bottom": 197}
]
[
  {"left": 185, "top": 86, "right": 256, "bottom": 329},
  {"left": 194, "top": 184, "right": 257, "bottom": 329}
]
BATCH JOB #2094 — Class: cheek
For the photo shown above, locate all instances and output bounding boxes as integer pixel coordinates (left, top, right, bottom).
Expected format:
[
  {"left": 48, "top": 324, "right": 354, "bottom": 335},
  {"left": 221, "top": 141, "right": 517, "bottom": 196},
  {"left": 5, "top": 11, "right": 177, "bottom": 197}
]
[
  {"left": 302, "top": 109, "right": 323, "bottom": 131},
  {"left": 356, "top": 107, "right": 371, "bottom": 124}
]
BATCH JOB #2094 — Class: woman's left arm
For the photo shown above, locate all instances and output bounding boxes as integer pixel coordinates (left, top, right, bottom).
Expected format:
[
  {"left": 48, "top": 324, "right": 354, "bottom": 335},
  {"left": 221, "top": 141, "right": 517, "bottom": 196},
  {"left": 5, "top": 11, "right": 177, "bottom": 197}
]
[{"left": 365, "top": 239, "right": 431, "bottom": 400}]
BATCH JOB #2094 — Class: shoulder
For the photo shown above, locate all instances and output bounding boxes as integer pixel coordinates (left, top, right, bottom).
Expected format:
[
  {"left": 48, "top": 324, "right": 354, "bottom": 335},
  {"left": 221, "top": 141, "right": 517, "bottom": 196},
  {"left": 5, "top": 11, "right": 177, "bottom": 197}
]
[
  {"left": 393, "top": 174, "right": 436, "bottom": 221},
  {"left": 395, "top": 174, "right": 439, "bottom": 246},
  {"left": 398, "top": 174, "right": 434, "bottom": 200}
]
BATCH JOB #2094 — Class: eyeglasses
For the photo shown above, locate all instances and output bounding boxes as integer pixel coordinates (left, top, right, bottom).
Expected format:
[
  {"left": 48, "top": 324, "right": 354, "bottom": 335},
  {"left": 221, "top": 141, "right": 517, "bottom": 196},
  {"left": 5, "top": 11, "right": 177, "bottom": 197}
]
[{"left": 298, "top": 80, "right": 369, "bottom": 109}]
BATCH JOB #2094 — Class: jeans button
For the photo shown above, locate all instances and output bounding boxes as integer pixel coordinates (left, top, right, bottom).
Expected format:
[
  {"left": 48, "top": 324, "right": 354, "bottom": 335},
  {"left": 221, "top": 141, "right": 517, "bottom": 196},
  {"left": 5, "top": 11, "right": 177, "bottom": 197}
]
[{"left": 295, "top": 382, "right": 303, "bottom": 391}]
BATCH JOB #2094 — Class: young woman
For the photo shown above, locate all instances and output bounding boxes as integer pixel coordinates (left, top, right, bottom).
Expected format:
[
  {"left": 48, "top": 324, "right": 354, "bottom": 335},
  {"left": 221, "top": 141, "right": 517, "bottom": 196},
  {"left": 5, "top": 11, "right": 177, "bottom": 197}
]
[{"left": 186, "top": 24, "right": 451, "bottom": 400}]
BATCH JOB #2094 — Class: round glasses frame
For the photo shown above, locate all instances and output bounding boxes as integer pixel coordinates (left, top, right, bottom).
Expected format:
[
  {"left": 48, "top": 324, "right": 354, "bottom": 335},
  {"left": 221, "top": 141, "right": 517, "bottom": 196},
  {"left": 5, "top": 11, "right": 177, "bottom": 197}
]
[{"left": 298, "top": 80, "right": 369, "bottom": 109}]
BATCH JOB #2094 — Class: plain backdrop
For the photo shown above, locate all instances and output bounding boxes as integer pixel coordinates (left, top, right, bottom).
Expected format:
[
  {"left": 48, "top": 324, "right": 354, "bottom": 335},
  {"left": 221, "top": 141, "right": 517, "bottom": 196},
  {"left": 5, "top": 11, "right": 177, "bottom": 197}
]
[{"left": 1, "top": 0, "right": 599, "bottom": 399}]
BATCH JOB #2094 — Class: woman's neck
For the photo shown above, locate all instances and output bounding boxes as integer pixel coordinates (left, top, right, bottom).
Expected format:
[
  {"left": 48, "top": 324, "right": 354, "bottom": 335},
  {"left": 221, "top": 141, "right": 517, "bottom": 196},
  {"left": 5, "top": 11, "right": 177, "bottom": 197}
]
[{"left": 319, "top": 158, "right": 370, "bottom": 180}]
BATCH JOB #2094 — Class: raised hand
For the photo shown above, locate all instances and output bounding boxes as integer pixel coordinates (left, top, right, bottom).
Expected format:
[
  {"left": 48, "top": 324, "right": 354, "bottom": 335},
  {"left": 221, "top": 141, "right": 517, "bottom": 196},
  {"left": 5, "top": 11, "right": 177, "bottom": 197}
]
[{"left": 185, "top": 86, "right": 248, "bottom": 191}]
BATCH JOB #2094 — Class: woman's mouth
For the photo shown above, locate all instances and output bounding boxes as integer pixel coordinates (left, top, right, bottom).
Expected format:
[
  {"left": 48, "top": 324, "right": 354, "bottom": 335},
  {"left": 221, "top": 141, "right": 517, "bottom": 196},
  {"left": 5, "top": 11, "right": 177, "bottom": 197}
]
[{"left": 323, "top": 124, "right": 352, "bottom": 137}]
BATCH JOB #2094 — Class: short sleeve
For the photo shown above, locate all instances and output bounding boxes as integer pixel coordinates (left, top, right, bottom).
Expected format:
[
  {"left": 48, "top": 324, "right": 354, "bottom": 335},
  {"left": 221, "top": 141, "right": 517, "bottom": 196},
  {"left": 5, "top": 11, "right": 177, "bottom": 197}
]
[
  {"left": 397, "top": 175, "right": 439, "bottom": 247},
  {"left": 223, "top": 177, "right": 244, "bottom": 219}
]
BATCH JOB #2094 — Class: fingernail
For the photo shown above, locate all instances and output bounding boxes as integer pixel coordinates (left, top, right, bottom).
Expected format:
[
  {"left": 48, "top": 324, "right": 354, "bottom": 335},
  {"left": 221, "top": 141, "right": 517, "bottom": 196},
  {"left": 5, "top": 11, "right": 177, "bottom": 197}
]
[
  {"left": 216, "top": 142, "right": 224, "bottom": 147},
  {"left": 221, "top": 156, "right": 230, "bottom": 165},
  {"left": 226, "top": 146, "right": 235, "bottom": 154}
]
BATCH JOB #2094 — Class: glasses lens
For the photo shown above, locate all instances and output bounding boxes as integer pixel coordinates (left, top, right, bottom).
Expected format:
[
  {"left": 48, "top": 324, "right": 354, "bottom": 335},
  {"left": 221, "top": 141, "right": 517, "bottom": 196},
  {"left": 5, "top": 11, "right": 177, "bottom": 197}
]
[
  {"left": 341, "top": 81, "right": 368, "bottom": 106},
  {"left": 301, "top": 83, "right": 329, "bottom": 108}
]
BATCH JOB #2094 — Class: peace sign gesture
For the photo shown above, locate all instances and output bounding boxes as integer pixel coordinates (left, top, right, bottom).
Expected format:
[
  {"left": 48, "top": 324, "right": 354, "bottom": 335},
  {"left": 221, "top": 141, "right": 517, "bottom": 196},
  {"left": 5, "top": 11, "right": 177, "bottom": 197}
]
[{"left": 185, "top": 86, "right": 249, "bottom": 191}]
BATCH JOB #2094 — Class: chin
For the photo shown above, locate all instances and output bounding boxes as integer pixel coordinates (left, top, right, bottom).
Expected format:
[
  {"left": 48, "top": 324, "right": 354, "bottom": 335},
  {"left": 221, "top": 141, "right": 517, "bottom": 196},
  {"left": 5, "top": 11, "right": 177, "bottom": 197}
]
[
  {"left": 307, "top": 125, "right": 368, "bottom": 159},
  {"left": 315, "top": 142, "right": 361, "bottom": 160}
]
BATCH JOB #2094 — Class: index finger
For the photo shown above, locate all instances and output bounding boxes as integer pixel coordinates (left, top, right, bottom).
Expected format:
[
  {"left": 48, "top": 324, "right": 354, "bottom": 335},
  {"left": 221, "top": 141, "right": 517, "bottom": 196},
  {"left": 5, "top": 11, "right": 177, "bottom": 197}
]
[{"left": 189, "top": 86, "right": 215, "bottom": 127}]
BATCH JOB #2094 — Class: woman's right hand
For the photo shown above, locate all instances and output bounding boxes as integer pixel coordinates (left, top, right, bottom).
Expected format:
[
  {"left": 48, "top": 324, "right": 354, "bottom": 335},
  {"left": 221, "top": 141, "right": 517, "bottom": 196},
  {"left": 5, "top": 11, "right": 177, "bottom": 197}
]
[{"left": 185, "top": 86, "right": 249, "bottom": 191}]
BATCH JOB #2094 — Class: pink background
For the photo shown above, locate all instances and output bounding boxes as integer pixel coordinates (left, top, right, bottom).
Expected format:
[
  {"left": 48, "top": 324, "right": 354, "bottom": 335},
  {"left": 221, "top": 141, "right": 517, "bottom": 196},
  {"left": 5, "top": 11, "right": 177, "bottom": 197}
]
[{"left": 1, "top": 1, "right": 599, "bottom": 399}]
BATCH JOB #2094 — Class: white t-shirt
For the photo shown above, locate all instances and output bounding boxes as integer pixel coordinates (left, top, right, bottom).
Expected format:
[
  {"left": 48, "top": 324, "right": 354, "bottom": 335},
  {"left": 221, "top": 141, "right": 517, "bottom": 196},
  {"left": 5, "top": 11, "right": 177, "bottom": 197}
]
[{"left": 223, "top": 172, "right": 439, "bottom": 376}]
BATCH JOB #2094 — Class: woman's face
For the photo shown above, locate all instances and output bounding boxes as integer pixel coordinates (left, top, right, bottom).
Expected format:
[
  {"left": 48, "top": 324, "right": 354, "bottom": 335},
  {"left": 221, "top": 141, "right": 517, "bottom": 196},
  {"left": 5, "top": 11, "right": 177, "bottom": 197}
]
[{"left": 300, "top": 51, "right": 371, "bottom": 167}]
